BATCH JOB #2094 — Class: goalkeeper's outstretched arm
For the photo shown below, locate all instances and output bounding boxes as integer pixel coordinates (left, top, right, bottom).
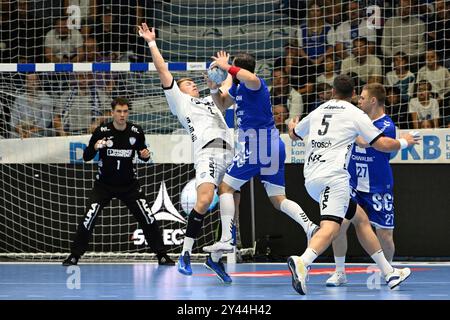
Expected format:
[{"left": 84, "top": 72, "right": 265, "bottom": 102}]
[{"left": 138, "top": 23, "right": 173, "bottom": 88}]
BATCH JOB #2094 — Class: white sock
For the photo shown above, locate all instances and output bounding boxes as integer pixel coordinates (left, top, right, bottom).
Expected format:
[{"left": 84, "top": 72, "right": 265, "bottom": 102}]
[
  {"left": 371, "top": 249, "right": 394, "bottom": 276},
  {"left": 211, "top": 252, "right": 223, "bottom": 263},
  {"left": 300, "top": 248, "right": 318, "bottom": 267},
  {"left": 335, "top": 256, "right": 346, "bottom": 273},
  {"left": 219, "top": 193, "right": 235, "bottom": 243},
  {"left": 280, "top": 199, "right": 311, "bottom": 232},
  {"left": 182, "top": 237, "right": 195, "bottom": 255}
]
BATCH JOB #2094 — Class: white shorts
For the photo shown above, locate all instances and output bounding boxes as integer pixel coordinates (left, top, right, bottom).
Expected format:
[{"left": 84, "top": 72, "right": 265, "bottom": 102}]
[
  {"left": 194, "top": 148, "right": 233, "bottom": 188},
  {"left": 305, "top": 177, "right": 350, "bottom": 221}
]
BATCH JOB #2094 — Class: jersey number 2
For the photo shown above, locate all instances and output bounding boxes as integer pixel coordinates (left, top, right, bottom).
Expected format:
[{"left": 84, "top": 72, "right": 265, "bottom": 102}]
[{"left": 318, "top": 115, "right": 332, "bottom": 136}]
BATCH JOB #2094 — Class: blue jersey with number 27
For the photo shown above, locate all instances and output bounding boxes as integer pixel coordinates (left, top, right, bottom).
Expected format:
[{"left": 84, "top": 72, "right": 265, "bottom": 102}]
[{"left": 348, "top": 114, "right": 396, "bottom": 193}]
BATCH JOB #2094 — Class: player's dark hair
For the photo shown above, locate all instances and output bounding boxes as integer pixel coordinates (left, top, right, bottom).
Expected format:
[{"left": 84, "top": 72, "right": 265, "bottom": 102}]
[
  {"left": 333, "top": 74, "right": 354, "bottom": 99},
  {"left": 111, "top": 97, "right": 131, "bottom": 110},
  {"left": 233, "top": 52, "right": 256, "bottom": 73},
  {"left": 363, "top": 83, "right": 386, "bottom": 106}
]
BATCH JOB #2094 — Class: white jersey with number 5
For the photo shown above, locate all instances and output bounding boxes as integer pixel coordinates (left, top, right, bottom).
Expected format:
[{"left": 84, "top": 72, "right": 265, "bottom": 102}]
[
  {"left": 163, "top": 79, "right": 232, "bottom": 159},
  {"left": 294, "top": 99, "right": 383, "bottom": 182}
]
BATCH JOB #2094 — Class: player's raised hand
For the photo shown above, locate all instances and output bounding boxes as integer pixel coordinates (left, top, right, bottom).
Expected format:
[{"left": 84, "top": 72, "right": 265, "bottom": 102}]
[
  {"left": 400, "top": 131, "right": 421, "bottom": 147},
  {"left": 139, "top": 148, "right": 151, "bottom": 159},
  {"left": 138, "top": 23, "right": 156, "bottom": 42},
  {"left": 211, "top": 51, "right": 231, "bottom": 71}
]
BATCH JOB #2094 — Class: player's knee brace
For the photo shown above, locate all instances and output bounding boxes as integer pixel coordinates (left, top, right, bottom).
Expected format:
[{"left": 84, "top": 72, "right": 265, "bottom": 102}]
[{"left": 186, "top": 209, "right": 205, "bottom": 238}]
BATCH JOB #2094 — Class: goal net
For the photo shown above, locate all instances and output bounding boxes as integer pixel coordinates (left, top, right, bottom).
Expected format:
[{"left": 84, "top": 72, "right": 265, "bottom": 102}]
[
  {"left": 0, "top": 69, "right": 227, "bottom": 261},
  {"left": 0, "top": 0, "right": 449, "bottom": 261}
]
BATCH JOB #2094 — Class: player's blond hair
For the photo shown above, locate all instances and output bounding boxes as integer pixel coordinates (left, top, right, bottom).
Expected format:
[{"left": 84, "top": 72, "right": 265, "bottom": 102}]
[
  {"left": 177, "top": 78, "right": 195, "bottom": 87},
  {"left": 363, "top": 83, "right": 386, "bottom": 106}
]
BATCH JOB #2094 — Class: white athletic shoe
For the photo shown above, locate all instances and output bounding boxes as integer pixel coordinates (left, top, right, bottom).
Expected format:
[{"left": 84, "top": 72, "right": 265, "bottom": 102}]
[
  {"left": 287, "top": 256, "right": 309, "bottom": 295},
  {"left": 306, "top": 222, "right": 320, "bottom": 245},
  {"left": 325, "top": 271, "right": 348, "bottom": 287},
  {"left": 203, "top": 241, "right": 234, "bottom": 253},
  {"left": 385, "top": 267, "right": 411, "bottom": 290}
]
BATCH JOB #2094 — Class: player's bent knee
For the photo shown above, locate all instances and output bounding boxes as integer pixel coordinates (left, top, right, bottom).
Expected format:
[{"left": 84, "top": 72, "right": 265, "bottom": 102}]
[
  {"left": 196, "top": 194, "right": 213, "bottom": 208},
  {"left": 219, "top": 181, "right": 235, "bottom": 195},
  {"left": 318, "top": 219, "right": 342, "bottom": 240}
]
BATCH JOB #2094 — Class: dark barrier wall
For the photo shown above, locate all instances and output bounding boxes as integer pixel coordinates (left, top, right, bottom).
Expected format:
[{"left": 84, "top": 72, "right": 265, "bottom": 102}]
[{"left": 238, "top": 164, "right": 450, "bottom": 261}]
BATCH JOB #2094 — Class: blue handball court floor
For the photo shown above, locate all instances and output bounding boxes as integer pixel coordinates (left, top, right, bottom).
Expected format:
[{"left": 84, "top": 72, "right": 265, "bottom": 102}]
[{"left": 0, "top": 262, "right": 449, "bottom": 300}]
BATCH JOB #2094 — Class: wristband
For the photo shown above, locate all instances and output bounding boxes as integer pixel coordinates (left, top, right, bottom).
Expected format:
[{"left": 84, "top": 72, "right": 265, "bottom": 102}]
[
  {"left": 228, "top": 66, "right": 241, "bottom": 77},
  {"left": 210, "top": 88, "right": 219, "bottom": 94},
  {"left": 148, "top": 41, "right": 157, "bottom": 48},
  {"left": 397, "top": 138, "right": 408, "bottom": 149}
]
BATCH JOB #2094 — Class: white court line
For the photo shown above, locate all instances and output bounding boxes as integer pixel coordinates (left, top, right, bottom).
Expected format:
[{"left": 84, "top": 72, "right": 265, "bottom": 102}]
[
  {"left": 62, "top": 295, "right": 81, "bottom": 298},
  {"left": 27, "top": 295, "right": 46, "bottom": 298},
  {"left": 98, "top": 295, "right": 119, "bottom": 298},
  {"left": 428, "top": 294, "right": 449, "bottom": 297},
  {"left": 357, "top": 294, "right": 376, "bottom": 297},
  {"left": 0, "top": 295, "right": 11, "bottom": 297}
]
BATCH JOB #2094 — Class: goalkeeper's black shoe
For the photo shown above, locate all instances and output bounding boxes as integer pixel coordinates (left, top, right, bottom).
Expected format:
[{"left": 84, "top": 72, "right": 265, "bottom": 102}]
[
  {"left": 157, "top": 253, "right": 175, "bottom": 266},
  {"left": 62, "top": 254, "right": 80, "bottom": 266}
]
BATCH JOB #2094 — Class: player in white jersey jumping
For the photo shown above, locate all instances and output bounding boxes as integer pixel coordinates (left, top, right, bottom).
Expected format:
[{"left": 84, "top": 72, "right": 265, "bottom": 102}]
[
  {"left": 287, "top": 74, "right": 420, "bottom": 295},
  {"left": 326, "top": 83, "right": 400, "bottom": 287},
  {"left": 138, "top": 23, "right": 234, "bottom": 277}
]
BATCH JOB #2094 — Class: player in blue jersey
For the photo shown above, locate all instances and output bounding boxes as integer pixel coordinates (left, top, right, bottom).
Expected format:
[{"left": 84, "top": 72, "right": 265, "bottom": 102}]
[
  {"left": 326, "top": 83, "right": 399, "bottom": 286},
  {"left": 202, "top": 51, "right": 319, "bottom": 278}
]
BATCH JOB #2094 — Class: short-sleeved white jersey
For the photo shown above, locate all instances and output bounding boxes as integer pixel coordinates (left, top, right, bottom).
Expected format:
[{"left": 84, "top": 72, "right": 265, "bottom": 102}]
[
  {"left": 294, "top": 99, "right": 383, "bottom": 182},
  {"left": 163, "top": 79, "right": 232, "bottom": 157}
]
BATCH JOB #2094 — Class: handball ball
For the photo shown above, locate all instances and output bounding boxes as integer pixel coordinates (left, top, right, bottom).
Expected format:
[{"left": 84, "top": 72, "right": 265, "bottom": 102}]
[
  {"left": 207, "top": 63, "right": 228, "bottom": 85},
  {"left": 180, "top": 179, "right": 219, "bottom": 215}
]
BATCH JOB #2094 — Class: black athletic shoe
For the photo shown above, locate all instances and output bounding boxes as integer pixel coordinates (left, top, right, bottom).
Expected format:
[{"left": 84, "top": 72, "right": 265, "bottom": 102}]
[
  {"left": 62, "top": 254, "right": 79, "bottom": 266},
  {"left": 157, "top": 253, "right": 175, "bottom": 266}
]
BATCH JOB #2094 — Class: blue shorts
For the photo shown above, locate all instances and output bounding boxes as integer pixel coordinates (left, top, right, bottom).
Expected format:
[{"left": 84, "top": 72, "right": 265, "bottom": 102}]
[
  {"left": 224, "top": 137, "right": 286, "bottom": 192},
  {"left": 350, "top": 187, "right": 395, "bottom": 229}
]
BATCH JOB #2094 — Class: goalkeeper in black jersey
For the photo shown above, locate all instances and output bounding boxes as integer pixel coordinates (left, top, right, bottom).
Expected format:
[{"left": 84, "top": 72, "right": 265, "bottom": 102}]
[{"left": 63, "top": 97, "right": 174, "bottom": 266}]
